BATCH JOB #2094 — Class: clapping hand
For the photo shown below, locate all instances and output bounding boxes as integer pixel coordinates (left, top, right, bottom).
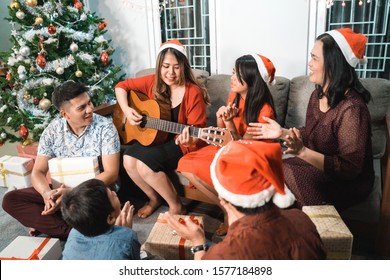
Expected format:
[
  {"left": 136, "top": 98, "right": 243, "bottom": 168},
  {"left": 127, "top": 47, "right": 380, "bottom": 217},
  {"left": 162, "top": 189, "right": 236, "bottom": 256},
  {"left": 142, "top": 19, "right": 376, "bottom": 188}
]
[
  {"left": 247, "top": 116, "right": 282, "bottom": 139},
  {"left": 216, "top": 102, "right": 238, "bottom": 122},
  {"left": 115, "top": 201, "right": 134, "bottom": 228},
  {"left": 283, "top": 127, "right": 304, "bottom": 155}
]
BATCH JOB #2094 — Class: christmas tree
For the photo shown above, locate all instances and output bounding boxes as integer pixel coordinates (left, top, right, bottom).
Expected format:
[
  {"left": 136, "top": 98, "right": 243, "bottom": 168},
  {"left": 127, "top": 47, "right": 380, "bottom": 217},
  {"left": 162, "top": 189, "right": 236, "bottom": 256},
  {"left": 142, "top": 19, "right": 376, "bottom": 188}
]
[{"left": 0, "top": 0, "right": 123, "bottom": 145}]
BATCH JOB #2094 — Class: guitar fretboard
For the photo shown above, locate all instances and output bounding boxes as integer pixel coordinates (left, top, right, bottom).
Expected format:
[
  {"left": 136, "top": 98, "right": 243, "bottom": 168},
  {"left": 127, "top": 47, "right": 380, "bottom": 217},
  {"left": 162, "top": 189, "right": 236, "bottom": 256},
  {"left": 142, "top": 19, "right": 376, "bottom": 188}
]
[{"left": 143, "top": 116, "right": 201, "bottom": 137}]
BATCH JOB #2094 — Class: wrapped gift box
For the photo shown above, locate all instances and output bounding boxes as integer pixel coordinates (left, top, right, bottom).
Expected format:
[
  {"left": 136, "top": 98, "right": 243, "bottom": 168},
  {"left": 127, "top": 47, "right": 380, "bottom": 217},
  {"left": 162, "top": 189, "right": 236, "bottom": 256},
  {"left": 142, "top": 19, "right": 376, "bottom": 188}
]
[
  {"left": 48, "top": 157, "right": 100, "bottom": 189},
  {"left": 302, "top": 205, "right": 353, "bottom": 260},
  {"left": 16, "top": 142, "right": 39, "bottom": 159},
  {"left": 16, "top": 142, "right": 51, "bottom": 183},
  {"left": 144, "top": 213, "right": 204, "bottom": 260},
  {"left": 0, "top": 236, "right": 62, "bottom": 260},
  {"left": 0, "top": 155, "right": 33, "bottom": 189}
]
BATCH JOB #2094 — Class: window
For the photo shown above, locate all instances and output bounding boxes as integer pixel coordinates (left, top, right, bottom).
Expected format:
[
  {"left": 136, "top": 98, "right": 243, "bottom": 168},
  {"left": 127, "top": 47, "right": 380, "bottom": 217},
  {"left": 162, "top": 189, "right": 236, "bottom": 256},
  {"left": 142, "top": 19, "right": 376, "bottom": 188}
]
[
  {"left": 326, "top": 0, "right": 390, "bottom": 79},
  {"left": 159, "top": 0, "right": 210, "bottom": 73}
]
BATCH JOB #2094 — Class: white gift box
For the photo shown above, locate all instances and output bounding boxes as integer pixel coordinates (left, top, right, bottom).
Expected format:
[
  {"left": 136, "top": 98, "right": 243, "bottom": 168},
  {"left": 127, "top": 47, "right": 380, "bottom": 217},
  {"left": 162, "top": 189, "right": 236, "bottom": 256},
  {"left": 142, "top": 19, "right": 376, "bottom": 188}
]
[
  {"left": 0, "top": 236, "right": 62, "bottom": 260},
  {"left": 48, "top": 157, "right": 100, "bottom": 189},
  {"left": 0, "top": 155, "right": 33, "bottom": 189}
]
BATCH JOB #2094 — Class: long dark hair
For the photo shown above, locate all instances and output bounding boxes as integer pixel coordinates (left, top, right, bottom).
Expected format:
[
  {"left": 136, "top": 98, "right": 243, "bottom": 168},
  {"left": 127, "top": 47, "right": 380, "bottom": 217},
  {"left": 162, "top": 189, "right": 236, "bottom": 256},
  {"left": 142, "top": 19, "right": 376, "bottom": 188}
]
[
  {"left": 233, "top": 55, "right": 276, "bottom": 124},
  {"left": 153, "top": 48, "right": 210, "bottom": 107},
  {"left": 316, "top": 33, "right": 371, "bottom": 107}
]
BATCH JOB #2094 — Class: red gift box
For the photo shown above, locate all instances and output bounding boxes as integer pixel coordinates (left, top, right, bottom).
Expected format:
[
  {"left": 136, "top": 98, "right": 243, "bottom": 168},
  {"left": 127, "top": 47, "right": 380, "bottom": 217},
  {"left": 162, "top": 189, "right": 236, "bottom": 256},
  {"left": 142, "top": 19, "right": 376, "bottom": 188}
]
[{"left": 15, "top": 143, "right": 51, "bottom": 183}]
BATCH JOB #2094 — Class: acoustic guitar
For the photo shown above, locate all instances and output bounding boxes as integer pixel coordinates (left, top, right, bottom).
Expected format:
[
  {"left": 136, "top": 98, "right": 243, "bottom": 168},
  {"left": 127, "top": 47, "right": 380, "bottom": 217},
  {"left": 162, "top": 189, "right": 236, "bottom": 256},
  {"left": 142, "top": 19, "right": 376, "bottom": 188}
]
[{"left": 113, "top": 90, "right": 233, "bottom": 147}]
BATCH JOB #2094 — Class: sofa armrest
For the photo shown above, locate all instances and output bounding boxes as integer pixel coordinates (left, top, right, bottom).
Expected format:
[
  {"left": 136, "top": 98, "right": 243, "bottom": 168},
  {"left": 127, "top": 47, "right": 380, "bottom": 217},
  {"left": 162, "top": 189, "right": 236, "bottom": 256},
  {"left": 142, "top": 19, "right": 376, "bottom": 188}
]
[
  {"left": 377, "top": 112, "right": 390, "bottom": 257},
  {"left": 94, "top": 102, "right": 116, "bottom": 117}
]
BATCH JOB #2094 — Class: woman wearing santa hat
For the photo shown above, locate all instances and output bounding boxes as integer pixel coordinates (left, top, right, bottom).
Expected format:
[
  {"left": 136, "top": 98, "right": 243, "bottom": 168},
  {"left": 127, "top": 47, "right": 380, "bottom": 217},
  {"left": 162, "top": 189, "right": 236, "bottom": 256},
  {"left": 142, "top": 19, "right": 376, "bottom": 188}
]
[
  {"left": 165, "top": 140, "right": 326, "bottom": 260},
  {"left": 248, "top": 28, "right": 374, "bottom": 211},
  {"left": 176, "top": 53, "right": 277, "bottom": 235},
  {"left": 115, "top": 39, "right": 209, "bottom": 218}
]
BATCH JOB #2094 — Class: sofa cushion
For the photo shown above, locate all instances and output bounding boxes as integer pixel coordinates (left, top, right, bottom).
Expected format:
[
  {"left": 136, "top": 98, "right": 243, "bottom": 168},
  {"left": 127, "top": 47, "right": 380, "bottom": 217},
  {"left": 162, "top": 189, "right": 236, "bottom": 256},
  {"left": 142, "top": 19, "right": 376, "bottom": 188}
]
[
  {"left": 362, "top": 78, "right": 390, "bottom": 159},
  {"left": 285, "top": 76, "right": 315, "bottom": 129},
  {"left": 205, "top": 74, "right": 231, "bottom": 126},
  {"left": 269, "top": 76, "right": 290, "bottom": 127}
]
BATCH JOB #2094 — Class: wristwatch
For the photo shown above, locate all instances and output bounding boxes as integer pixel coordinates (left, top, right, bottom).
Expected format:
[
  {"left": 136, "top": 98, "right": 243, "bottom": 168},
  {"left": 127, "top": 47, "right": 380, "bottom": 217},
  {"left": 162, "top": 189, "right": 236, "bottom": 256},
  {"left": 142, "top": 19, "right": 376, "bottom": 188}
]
[{"left": 190, "top": 244, "right": 208, "bottom": 254}]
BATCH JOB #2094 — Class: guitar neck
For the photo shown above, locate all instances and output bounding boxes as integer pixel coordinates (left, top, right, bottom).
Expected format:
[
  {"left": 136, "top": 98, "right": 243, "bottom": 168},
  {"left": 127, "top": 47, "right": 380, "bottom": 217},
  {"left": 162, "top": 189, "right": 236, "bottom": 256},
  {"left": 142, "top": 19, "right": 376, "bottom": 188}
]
[{"left": 144, "top": 116, "right": 201, "bottom": 137}]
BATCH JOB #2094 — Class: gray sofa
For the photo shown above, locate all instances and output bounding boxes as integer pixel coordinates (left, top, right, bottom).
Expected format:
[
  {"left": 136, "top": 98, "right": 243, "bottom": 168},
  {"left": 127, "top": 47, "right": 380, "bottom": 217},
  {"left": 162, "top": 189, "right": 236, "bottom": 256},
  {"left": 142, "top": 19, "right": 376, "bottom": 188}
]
[{"left": 95, "top": 68, "right": 390, "bottom": 258}]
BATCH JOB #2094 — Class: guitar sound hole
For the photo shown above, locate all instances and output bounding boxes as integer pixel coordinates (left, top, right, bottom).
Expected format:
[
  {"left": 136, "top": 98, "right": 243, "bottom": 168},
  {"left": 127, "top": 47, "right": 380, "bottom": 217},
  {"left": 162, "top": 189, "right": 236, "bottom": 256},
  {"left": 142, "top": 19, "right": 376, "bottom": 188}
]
[{"left": 140, "top": 115, "right": 147, "bottom": 128}]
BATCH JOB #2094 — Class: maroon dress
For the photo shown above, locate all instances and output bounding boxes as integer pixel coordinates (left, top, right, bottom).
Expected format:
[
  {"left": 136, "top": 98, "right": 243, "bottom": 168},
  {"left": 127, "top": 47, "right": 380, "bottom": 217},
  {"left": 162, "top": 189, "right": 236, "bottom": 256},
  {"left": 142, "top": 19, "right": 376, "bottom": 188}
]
[{"left": 284, "top": 89, "right": 374, "bottom": 210}]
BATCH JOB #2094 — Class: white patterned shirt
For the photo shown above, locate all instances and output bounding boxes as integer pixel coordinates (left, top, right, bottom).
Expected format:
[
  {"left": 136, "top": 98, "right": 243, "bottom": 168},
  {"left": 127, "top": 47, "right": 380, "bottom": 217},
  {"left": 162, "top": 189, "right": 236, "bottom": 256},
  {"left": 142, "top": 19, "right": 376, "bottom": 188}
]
[{"left": 38, "top": 114, "right": 120, "bottom": 158}]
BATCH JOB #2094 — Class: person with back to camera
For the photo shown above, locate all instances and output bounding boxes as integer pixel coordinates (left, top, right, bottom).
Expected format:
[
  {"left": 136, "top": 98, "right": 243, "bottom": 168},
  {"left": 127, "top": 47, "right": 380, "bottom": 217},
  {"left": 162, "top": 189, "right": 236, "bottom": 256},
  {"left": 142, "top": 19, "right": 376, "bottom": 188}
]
[
  {"left": 175, "top": 53, "right": 277, "bottom": 235},
  {"left": 114, "top": 39, "right": 209, "bottom": 219},
  {"left": 61, "top": 179, "right": 140, "bottom": 260},
  {"left": 165, "top": 140, "right": 327, "bottom": 260},
  {"left": 247, "top": 28, "right": 374, "bottom": 210},
  {"left": 2, "top": 81, "right": 120, "bottom": 239}
]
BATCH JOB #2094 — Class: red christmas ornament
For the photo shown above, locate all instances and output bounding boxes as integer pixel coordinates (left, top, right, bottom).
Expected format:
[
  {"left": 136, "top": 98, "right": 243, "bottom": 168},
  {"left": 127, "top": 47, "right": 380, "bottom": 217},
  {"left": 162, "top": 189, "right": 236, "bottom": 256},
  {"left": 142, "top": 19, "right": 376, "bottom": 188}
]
[
  {"left": 100, "top": 51, "right": 109, "bottom": 66},
  {"left": 98, "top": 21, "right": 107, "bottom": 30},
  {"left": 48, "top": 24, "right": 57, "bottom": 34},
  {"left": 33, "top": 97, "right": 40, "bottom": 105},
  {"left": 74, "top": 0, "right": 83, "bottom": 10},
  {"left": 36, "top": 53, "right": 46, "bottom": 69},
  {"left": 6, "top": 72, "right": 11, "bottom": 80},
  {"left": 19, "top": 124, "right": 29, "bottom": 140}
]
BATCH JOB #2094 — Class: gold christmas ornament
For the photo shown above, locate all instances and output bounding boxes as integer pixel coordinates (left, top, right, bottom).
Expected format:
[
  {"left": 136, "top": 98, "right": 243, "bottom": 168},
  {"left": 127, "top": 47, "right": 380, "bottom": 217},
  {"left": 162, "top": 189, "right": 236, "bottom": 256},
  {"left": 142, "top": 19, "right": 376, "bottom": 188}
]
[
  {"left": 34, "top": 16, "right": 43, "bottom": 25},
  {"left": 26, "top": 0, "right": 38, "bottom": 7},
  {"left": 39, "top": 98, "right": 51, "bottom": 110},
  {"left": 75, "top": 70, "right": 83, "bottom": 78},
  {"left": 23, "top": 93, "right": 31, "bottom": 100},
  {"left": 30, "top": 65, "right": 37, "bottom": 73},
  {"left": 10, "top": 0, "right": 20, "bottom": 10}
]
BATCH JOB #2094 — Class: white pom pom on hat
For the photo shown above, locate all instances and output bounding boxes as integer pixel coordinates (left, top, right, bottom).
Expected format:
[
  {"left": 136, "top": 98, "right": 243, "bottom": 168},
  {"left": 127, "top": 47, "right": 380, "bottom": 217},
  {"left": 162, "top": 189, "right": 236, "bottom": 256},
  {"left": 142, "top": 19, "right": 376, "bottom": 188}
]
[
  {"left": 325, "top": 28, "right": 367, "bottom": 67},
  {"left": 157, "top": 39, "right": 187, "bottom": 58},
  {"left": 210, "top": 140, "right": 295, "bottom": 209},
  {"left": 251, "top": 53, "right": 276, "bottom": 85}
]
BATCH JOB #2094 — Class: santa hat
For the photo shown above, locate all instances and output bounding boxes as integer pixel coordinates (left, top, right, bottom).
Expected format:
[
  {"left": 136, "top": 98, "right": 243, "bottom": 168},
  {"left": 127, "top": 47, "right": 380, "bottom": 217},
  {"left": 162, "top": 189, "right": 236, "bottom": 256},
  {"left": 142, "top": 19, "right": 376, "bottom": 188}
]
[
  {"left": 210, "top": 140, "right": 295, "bottom": 209},
  {"left": 251, "top": 53, "right": 276, "bottom": 85},
  {"left": 326, "top": 28, "right": 367, "bottom": 67},
  {"left": 158, "top": 39, "right": 187, "bottom": 58}
]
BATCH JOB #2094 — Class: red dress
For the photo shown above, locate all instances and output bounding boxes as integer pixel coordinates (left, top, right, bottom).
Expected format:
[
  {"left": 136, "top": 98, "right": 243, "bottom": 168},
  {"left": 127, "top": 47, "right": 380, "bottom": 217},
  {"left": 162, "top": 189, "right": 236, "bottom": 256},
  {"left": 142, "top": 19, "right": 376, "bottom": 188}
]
[{"left": 177, "top": 92, "right": 275, "bottom": 186}]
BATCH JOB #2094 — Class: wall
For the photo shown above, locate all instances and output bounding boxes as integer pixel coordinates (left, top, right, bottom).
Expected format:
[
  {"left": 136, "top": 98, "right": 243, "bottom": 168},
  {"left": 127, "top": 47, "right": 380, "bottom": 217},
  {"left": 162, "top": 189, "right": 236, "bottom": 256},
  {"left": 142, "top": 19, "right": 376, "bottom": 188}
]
[
  {"left": 86, "top": 0, "right": 159, "bottom": 78},
  {"left": 0, "top": 3, "right": 12, "bottom": 52},
  {"left": 210, "top": 0, "right": 318, "bottom": 77}
]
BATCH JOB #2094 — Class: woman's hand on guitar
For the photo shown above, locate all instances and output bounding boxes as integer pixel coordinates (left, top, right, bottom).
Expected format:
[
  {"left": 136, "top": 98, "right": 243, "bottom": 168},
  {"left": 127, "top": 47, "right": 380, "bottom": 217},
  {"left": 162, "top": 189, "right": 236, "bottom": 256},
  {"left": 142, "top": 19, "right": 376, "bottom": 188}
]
[
  {"left": 175, "top": 126, "right": 196, "bottom": 147},
  {"left": 125, "top": 107, "right": 143, "bottom": 126}
]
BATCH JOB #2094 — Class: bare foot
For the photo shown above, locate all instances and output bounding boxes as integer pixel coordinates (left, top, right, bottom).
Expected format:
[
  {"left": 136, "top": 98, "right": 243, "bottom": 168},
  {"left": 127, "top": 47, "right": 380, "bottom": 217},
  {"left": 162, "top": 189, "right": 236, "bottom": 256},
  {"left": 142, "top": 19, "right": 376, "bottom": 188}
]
[
  {"left": 28, "top": 228, "right": 41, "bottom": 236},
  {"left": 169, "top": 203, "right": 187, "bottom": 216},
  {"left": 215, "top": 221, "right": 228, "bottom": 236},
  {"left": 137, "top": 200, "right": 161, "bottom": 219}
]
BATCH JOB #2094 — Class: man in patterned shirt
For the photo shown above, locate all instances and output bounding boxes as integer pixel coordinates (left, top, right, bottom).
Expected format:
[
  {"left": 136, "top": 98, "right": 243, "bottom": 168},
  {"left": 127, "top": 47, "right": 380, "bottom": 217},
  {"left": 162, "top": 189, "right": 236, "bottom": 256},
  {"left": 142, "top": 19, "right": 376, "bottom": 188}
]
[{"left": 2, "top": 81, "right": 120, "bottom": 239}]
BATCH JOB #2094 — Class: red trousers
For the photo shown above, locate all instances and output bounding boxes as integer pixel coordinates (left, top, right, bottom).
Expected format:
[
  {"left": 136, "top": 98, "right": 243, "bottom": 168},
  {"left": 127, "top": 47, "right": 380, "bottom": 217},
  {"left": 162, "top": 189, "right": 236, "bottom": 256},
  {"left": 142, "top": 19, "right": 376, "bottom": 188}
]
[{"left": 2, "top": 187, "right": 71, "bottom": 239}]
